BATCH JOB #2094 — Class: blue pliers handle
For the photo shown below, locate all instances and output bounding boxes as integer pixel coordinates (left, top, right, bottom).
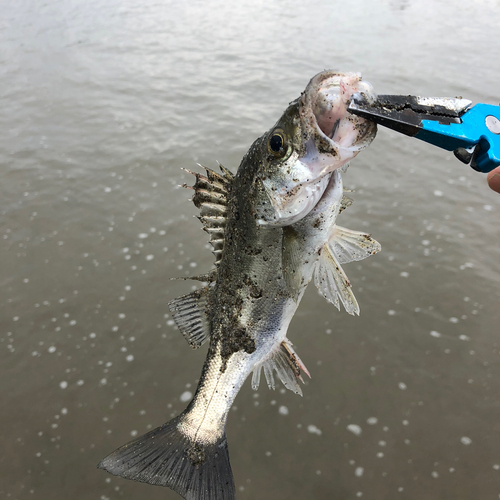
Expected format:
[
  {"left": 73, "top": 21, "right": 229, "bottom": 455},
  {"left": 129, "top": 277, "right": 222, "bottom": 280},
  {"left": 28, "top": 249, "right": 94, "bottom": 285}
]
[{"left": 348, "top": 94, "right": 500, "bottom": 173}]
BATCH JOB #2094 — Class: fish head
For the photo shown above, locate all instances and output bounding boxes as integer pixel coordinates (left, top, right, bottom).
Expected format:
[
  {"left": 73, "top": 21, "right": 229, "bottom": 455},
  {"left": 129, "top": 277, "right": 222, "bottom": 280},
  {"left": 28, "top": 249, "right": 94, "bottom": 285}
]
[{"left": 253, "top": 70, "right": 377, "bottom": 226}]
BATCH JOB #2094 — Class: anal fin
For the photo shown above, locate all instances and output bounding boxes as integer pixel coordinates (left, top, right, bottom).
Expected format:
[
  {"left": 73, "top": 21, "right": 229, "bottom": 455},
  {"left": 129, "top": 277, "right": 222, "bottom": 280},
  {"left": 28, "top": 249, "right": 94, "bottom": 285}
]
[
  {"left": 251, "top": 339, "right": 310, "bottom": 396},
  {"left": 168, "top": 287, "right": 211, "bottom": 348},
  {"left": 314, "top": 244, "right": 360, "bottom": 316}
]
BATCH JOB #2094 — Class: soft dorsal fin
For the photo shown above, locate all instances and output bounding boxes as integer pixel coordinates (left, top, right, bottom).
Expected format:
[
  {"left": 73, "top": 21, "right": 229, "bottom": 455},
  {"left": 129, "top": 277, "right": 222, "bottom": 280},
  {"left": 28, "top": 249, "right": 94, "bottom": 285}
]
[
  {"left": 251, "top": 339, "right": 310, "bottom": 396},
  {"left": 168, "top": 287, "right": 212, "bottom": 349},
  {"left": 328, "top": 225, "right": 381, "bottom": 264},
  {"left": 182, "top": 164, "right": 234, "bottom": 269},
  {"left": 314, "top": 244, "right": 360, "bottom": 316}
]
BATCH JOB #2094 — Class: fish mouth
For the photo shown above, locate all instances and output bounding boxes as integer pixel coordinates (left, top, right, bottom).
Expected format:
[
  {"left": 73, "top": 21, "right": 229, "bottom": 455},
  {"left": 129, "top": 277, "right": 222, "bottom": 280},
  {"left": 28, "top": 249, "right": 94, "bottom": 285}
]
[
  {"left": 298, "top": 71, "right": 377, "bottom": 178},
  {"left": 257, "top": 71, "right": 377, "bottom": 227}
]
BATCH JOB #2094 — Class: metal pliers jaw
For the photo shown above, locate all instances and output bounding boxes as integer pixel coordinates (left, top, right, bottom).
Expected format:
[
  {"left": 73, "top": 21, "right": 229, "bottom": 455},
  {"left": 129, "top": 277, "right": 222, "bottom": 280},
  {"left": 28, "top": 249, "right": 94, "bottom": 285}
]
[{"left": 348, "top": 94, "right": 500, "bottom": 173}]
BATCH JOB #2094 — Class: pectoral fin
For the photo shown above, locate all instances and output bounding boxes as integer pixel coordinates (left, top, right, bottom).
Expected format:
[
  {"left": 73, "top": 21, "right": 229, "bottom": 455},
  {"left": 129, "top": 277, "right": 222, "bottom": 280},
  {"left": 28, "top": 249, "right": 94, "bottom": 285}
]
[
  {"left": 168, "top": 287, "right": 211, "bottom": 348},
  {"left": 282, "top": 226, "right": 304, "bottom": 300},
  {"left": 328, "top": 225, "right": 381, "bottom": 264},
  {"left": 339, "top": 194, "right": 353, "bottom": 214},
  {"left": 314, "top": 244, "right": 360, "bottom": 316}
]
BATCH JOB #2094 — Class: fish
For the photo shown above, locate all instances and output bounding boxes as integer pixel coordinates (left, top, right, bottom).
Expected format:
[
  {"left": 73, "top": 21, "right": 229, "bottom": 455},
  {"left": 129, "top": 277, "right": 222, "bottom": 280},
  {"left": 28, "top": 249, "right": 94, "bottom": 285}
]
[{"left": 98, "top": 71, "right": 381, "bottom": 500}]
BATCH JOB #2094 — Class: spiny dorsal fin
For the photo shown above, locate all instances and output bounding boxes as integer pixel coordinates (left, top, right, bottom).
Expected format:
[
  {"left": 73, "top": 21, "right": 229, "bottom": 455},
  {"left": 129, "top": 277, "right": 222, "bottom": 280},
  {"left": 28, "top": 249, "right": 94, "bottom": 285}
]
[
  {"left": 314, "top": 244, "right": 360, "bottom": 316},
  {"left": 328, "top": 225, "right": 381, "bottom": 264},
  {"left": 251, "top": 339, "right": 310, "bottom": 396},
  {"left": 182, "top": 163, "right": 234, "bottom": 271},
  {"left": 168, "top": 287, "right": 212, "bottom": 349},
  {"left": 217, "top": 161, "right": 235, "bottom": 181}
]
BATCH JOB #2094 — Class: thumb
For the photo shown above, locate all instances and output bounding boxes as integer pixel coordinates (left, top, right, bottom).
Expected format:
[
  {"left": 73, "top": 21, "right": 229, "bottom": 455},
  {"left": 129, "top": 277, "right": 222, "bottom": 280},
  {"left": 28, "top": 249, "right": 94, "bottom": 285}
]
[{"left": 487, "top": 166, "right": 500, "bottom": 194}]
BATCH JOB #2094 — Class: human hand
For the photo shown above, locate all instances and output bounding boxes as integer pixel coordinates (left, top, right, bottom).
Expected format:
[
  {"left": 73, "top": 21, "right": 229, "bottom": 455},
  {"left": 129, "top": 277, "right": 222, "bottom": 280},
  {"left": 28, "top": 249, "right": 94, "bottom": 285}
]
[{"left": 487, "top": 166, "right": 500, "bottom": 194}]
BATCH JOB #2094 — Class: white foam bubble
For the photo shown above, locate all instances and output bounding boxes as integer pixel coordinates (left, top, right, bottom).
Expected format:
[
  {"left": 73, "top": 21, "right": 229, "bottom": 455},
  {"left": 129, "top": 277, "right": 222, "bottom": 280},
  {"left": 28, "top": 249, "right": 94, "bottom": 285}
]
[
  {"left": 307, "top": 424, "right": 322, "bottom": 436},
  {"left": 278, "top": 405, "right": 289, "bottom": 415},
  {"left": 180, "top": 391, "right": 192, "bottom": 402},
  {"left": 347, "top": 424, "right": 362, "bottom": 436}
]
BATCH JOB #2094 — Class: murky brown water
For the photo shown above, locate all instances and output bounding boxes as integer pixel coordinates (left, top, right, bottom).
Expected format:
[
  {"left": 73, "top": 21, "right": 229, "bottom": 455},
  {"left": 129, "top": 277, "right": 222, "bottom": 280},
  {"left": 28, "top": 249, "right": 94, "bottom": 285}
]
[{"left": 2, "top": 0, "right": 500, "bottom": 499}]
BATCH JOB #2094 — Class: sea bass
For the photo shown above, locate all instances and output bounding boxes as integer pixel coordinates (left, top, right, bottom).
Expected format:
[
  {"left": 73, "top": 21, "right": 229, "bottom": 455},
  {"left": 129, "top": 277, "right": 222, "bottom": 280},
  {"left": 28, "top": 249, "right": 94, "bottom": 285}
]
[{"left": 98, "top": 71, "right": 380, "bottom": 500}]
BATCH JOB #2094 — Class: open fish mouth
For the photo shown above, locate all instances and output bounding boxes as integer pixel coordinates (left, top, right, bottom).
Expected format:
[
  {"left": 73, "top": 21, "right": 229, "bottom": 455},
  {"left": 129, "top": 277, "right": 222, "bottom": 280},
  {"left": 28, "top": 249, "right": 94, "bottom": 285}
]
[
  {"left": 261, "top": 71, "right": 377, "bottom": 226},
  {"left": 299, "top": 70, "right": 377, "bottom": 180}
]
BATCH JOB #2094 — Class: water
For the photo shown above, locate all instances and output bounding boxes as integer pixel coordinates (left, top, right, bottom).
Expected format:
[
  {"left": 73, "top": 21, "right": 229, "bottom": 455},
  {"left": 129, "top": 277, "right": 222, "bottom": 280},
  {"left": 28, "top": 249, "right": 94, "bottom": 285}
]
[{"left": 1, "top": 0, "right": 499, "bottom": 498}]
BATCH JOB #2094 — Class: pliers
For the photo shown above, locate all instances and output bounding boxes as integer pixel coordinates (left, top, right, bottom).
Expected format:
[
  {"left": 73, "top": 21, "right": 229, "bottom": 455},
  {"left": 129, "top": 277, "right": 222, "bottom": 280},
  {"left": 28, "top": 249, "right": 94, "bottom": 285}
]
[{"left": 348, "top": 94, "right": 500, "bottom": 173}]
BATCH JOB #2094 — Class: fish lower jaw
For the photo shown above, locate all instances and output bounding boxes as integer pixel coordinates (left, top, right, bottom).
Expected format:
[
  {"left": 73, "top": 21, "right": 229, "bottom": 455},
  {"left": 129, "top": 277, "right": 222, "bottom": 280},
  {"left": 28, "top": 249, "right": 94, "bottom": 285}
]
[{"left": 260, "top": 173, "right": 331, "bottom": 226}]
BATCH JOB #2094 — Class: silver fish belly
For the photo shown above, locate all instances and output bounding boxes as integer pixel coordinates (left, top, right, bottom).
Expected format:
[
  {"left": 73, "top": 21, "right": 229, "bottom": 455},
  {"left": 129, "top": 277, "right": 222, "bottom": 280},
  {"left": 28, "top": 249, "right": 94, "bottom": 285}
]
[{"left": 98, "top": 71, "right": 380, "bottom": 500}]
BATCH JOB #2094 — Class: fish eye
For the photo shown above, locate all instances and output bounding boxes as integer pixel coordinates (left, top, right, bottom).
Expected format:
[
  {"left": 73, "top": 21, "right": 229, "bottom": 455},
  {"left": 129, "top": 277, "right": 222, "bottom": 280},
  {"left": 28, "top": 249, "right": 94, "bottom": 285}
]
[{"left": 268, "top": 132, "right": 286, "bottom": 157}]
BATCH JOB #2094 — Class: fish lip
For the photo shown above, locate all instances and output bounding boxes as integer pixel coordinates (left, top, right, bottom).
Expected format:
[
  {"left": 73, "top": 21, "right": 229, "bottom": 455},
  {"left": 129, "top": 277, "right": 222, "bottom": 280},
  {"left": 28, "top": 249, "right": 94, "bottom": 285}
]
[{"left": 298, "top": 70, "right": 376, "bottom": 154}]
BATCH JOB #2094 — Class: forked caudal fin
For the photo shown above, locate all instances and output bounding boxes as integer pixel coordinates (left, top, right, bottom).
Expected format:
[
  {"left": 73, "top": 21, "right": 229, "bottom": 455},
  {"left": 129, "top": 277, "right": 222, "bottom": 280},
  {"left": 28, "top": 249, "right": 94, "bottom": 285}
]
[{"left": 98, "top": 414, "right": 235, "bottom": 500}]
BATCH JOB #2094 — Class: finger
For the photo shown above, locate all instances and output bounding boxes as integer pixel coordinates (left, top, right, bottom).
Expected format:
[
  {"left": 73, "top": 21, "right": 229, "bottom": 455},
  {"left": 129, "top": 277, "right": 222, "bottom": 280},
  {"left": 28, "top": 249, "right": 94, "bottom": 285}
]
[{"left": 486, "top": 166, "right": 500, "bottom": 194}]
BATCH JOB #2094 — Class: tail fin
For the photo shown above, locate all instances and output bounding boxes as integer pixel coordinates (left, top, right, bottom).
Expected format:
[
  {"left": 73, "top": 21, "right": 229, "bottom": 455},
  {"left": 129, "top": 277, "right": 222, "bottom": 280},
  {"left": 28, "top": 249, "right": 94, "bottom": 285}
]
[{"left": 98, "top": 415, "right": 235, "bottom": 500}]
